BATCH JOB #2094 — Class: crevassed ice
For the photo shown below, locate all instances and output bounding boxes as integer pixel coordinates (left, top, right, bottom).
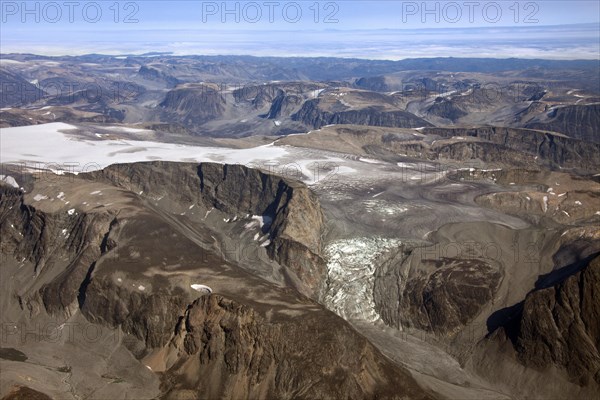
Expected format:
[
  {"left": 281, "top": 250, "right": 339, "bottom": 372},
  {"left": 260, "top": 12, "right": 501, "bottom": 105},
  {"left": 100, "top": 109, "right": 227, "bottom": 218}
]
[{"left": 323, "top": 237, "right": 402, "bottom": 323}]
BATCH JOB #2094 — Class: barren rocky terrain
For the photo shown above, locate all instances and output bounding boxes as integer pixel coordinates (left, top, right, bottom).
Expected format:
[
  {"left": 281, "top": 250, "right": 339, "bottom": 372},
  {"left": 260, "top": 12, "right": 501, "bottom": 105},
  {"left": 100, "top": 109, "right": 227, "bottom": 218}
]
[{"left": 1, "top": 54, "right": 599, "bottom": 399}]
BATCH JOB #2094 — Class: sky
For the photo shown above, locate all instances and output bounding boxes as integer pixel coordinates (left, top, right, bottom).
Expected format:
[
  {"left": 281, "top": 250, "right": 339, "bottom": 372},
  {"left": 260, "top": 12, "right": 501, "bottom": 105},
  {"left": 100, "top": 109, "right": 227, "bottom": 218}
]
[{"left": 1, "top": 1, "right": 599, "bottom": 59}]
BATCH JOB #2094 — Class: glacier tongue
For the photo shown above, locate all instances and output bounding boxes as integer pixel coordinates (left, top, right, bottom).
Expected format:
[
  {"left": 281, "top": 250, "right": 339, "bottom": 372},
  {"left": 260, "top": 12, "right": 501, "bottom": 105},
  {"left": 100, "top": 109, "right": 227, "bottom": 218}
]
[{"left": 323, "top": 237, "right": 402, "bottom": 323}]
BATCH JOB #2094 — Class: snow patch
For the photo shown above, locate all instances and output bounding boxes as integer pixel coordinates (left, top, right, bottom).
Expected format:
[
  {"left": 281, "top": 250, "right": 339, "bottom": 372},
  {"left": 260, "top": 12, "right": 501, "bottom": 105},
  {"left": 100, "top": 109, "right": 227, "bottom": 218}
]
[
  {"left": 191, "top": 284, "right": 212, "bottom": 294},
  {"left": 0, "top": 175, "right": 19, "bottom": 188},
  {"left": 245, "top": 215, "right": 272, "bottom": 229},
  {"left": 542, "top": 196, "right": 549, "bottom": 213},
  {"left": 359, "top": 158, "right": 383, "bottom": 164}
]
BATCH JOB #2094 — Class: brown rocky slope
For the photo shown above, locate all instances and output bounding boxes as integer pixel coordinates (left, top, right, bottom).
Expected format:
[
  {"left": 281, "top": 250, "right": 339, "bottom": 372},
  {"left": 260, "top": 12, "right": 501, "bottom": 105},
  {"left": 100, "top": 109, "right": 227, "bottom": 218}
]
[{"left": 0, "top": 163, "right": 433, "bottom": 400}]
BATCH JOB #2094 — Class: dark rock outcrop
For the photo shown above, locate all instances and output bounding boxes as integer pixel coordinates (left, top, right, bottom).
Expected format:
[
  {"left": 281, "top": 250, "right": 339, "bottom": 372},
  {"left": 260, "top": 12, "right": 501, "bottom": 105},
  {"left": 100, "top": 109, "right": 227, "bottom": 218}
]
[
  {"left": 400, "top": 258, "right": 502, "bottom": 335},
  {"left": 162, "top": 295, "right": 432, "bottom": 400},
  {"left": 81, "top": 275, "right": 189, "bottom": 348},
  {"left": 292, "top": 99, "right": 433, "bottom": 129},
  {"left": 1, "top": 385, "right": 52, "bottom": 400},
  {"left": 492, "top": 255, "right": 600, "bottom": 386},
  {"left": 354, "top": 76, "right": 390, "bottom": 92},
  {"left": 266, "top": 91, "right": 303, "bottom": 119},
  {"left": 0, "top": 69, "right": 45, "bottom": 108},
  {"left": 86, "top": 162, "right": 327, "bottom": 298},
  {"left": 0, "top": 186, "right": 117, "bottom": 317},
  {"left": 0, "top": 168, "right": 433, "bottom": 400},
  {"left": 422, "top": 126, "right": 600, "bottom": 171},
  {"left": 525, "top": 104, "right": 600, "bottom": 144},
  {"left": 426, "top": 98, "right": 468, "bottom": 122},
  {"left": 197, "top": 163, "right": 327, "bottom": 296},
  {"left": 137, "top": 65, "right": 180, "bottom": 88},
  {"left": 374, "top": 254, "right": 502, "bottom": 335},
  {"left": 159, "top": 84, "right": 226, "bottom": 127}
]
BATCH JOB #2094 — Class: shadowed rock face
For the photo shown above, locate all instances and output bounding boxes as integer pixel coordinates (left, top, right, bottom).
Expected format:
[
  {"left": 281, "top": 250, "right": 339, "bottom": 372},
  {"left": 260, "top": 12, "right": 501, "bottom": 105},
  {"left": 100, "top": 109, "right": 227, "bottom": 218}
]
[
  {"left": 0, "top": 164, "right": 434, "bottom": 400},
  {"left": 292, "top": 99, "right": 433, "bottom": 130},
  {"left": 0, "top": 69, "right": 45, "bottom": 108},
  {"left": 159, "top": 85, "right": 226, "bottom": 126},
  {"left": 354, "top": 76, "right": 390, "bottom": 92},
  {"left": 87, "top": 161, "right": 327, "bottom": 298},
  {"left": 197, "top": 162, "right": 327, "bottom": 297},
  {"left": 137, "top": 65, "right": 180, "bottom": 88},
  {"left": 266, "top": 91, "right": 303, "bottom": 119},
  {"left": 422, "top": 126, "right": 600, "bottom": 171},
  {"left": 495, "top": 255, "right": 600, "bottom": 387},
  {"left": 426, "top": 99, "right": 468, "bottom": 122},
  {"left": 162, "top": 295, "right": 432, "bottom": 400},
  {"left": 0, "top": 186, "right": 117, "bottom": 318},
  {"left": 1, "top": 385, "right": 53, "bottom": 400},
  {"left": 400, "top": 259, "right": 502, "bottom": 335},
  {"left": 525, "top": 104, "right": 600, "bottom": 144},
  {"left": 374, "top": 255, "right": 503, "bottom": 335},
  {"left": 81, "top": 274, "right": 190, "bottom": 348}
]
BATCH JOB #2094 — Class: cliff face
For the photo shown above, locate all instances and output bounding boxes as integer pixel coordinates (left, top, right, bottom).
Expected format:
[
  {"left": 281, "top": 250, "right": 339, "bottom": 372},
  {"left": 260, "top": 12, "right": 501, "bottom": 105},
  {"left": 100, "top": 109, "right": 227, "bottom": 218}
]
[
  {"left": 0, "top": 186, "right": 117, "bottom": 318},
  {"left": 525, "top": 104, "right": 600, "bottom": 144},
  {"left": 495, "top": 255, "right": 600, "bottom": 387},
  {"left": 1, "top": 385, "right": 53, "bottom": 400},
  {"left": 197, "top": 163, "right": 327, "bottom": 297},
  {"left": 354, "top": 76, "right": 391, "bottom": 92},
  {"left": 422, "top": 126, "right": 600, "bottom": 171},
  {"left": 162, "top": 295, "right": 431, "bottom": 400},
  {"left": 374, "top": 249, "right": 503, "bottom": 335},
  {"left": 425, "top": 98, "right": 468, "bottom": 122},
  {"left": 86, "top": 161, "right": 327, "bottom": 298},
  {"left": 433, "top": 140, "right": 541, "bottom": 167},
  {"left": 159, "top": 85, "right": 226, "bottom": 126},
  {"left": 137, "top": 65, "right": 180, "bottom": 88},
  {"left": 0, "top": 69, "right": 45, "bottom": 108},
  {"left": 399, "top": 259, "right": 502, "bottom": 335},
  {"left": 81, "top": 274, "right": 190, "bottom": 348},
  {"left": 292, "top": 99, "right": 432, "bottom": 129},
  {"left": 0, "top": 165, "right": 433, "bottom": 400},
  {"left": 266, "top": 91, "right": 303, "bottom": 119}
]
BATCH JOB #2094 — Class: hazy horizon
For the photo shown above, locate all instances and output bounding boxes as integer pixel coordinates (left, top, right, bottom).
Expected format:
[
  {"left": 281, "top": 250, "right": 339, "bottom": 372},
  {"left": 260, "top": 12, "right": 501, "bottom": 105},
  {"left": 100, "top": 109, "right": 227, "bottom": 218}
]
[{"left": 1, "top": 1, "right": 599, "bottom": 60}]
